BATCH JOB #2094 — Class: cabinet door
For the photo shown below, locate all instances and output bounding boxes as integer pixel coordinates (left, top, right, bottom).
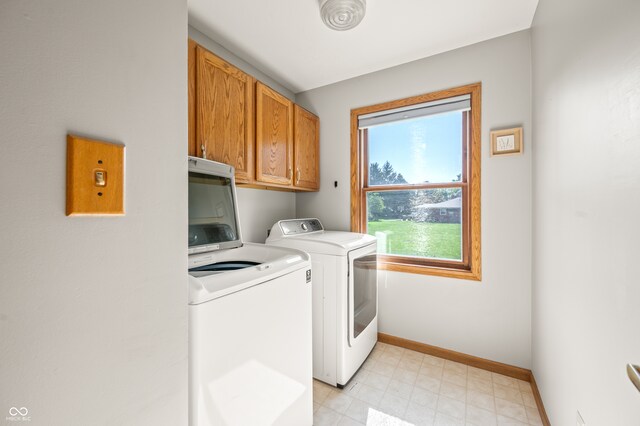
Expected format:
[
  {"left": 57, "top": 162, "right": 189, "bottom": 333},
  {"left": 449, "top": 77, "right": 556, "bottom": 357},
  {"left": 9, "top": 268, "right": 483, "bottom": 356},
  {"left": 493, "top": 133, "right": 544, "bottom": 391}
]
[
  {"left": 196, "top": 46, "right": 254, "bottom": 183},
  {"left": 294, "top": 105, "right": 320, "bottom": 190},
  {"left": 256, "top": 82, "right": 293, "bottom": 186}
]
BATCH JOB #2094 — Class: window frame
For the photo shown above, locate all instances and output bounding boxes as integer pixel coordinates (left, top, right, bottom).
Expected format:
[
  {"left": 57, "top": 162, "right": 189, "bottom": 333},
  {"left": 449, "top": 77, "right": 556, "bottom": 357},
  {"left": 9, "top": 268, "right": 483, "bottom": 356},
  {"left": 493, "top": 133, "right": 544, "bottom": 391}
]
[{"left": 350, "top": 83, "right": 482, "bottom": 281}]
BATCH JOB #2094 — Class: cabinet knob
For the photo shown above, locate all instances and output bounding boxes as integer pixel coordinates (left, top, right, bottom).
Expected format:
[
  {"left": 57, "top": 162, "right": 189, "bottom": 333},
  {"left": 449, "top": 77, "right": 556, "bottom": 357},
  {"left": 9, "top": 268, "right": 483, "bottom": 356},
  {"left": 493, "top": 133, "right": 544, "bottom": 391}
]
[
  {"left": 201, "top": 143, "right": 207, "bottom": 159},
  {"left": 296, "top": 168, "right": 300, "bottom": 184}
]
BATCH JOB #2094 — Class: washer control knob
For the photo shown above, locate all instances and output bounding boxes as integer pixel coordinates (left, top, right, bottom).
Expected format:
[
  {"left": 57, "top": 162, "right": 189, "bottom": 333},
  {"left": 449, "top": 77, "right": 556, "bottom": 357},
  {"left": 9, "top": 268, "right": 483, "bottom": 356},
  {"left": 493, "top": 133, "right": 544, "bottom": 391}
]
[{"left": 301, "top": 222, "right": 308, "bottom": 231}]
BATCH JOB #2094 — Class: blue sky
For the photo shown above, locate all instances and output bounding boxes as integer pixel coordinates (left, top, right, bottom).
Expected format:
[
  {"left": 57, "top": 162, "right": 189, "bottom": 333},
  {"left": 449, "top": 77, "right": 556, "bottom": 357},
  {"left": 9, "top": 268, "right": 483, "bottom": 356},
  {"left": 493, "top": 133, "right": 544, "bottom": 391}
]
[{"left": 367, "top": 111, "right": 462, "bottom": 184}]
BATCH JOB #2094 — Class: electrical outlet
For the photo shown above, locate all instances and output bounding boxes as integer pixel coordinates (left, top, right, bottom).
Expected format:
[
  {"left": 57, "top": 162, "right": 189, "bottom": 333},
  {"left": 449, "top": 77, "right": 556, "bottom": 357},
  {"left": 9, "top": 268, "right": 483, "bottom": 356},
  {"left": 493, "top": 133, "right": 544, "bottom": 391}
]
[{"left": 576, "top": 411, "right": 585, "bottom": 426}]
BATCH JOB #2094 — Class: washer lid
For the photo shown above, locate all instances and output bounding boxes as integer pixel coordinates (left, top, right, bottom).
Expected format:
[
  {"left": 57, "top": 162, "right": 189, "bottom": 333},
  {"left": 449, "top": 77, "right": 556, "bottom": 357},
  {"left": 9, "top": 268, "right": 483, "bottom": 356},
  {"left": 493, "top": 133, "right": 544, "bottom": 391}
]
[
  {"left": 188, "top": 156, "right": 243, "bottom": 255},
  {"left": 188, "top": 243, "right": 310, "bottom": 304}
]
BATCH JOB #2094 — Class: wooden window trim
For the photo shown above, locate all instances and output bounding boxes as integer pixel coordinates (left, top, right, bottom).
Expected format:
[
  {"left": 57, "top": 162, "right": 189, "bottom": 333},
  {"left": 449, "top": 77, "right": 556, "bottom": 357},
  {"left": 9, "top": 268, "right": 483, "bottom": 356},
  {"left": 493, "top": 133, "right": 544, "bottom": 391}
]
[{"left": 350, "top": 83, "right": 482, "bottom": 281}]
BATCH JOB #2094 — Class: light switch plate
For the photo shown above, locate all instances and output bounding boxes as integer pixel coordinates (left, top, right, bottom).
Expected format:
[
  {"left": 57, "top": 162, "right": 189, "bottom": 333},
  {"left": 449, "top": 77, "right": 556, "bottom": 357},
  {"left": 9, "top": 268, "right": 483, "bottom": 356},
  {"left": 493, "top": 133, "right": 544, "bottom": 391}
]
[{"left": 66, "top": 134, "right": 125, "bottom": 216}]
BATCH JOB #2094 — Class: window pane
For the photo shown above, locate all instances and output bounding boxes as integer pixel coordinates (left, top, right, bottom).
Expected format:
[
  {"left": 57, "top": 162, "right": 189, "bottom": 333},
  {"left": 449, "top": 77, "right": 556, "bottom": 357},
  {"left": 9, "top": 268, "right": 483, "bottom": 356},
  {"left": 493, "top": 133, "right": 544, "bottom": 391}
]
[
  {"left": 367, "top": 111, "right": 463, "bottom": 185},
  {"left": 366, "top": 189, "right": 462, "bottom": 261}
]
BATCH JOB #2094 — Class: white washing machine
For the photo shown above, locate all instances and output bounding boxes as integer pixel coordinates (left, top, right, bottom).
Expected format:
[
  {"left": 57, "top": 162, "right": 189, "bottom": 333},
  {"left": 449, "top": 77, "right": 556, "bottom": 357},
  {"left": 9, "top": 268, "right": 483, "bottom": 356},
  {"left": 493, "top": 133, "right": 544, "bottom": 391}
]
[
  {"left": 266, "top": 219, "right": 378, "bottom": 387},
  {"left": 188, "top": 157, "right": 312, "bottom": 426}
]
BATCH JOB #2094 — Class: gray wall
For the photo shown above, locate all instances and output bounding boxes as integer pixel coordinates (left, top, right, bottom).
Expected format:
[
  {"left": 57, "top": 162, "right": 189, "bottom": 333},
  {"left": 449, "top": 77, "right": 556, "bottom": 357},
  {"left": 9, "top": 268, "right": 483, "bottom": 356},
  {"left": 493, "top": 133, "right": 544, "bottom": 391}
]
[
  {"left": 0, "top": 1, "right": 188, "bottom": 425},
  {"left": 296, "top": 31, "right": 533, "bottom": 368},
  {"left": 188, "top": 26, "right": 296, "bottom": 242},
  {"left": 236, "top": 188, "right": 296, "bottom": 243},
  {"left": 531, "top": 0, "right": 640, "bottom": 424}
]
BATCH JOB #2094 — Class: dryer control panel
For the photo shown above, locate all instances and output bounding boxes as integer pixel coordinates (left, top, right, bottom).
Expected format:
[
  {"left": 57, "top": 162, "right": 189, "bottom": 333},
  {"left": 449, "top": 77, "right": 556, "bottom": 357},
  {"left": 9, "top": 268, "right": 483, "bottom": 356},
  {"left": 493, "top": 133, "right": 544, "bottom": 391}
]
[{"left": 277, "top": 218, "right": 324, "bottom": 236}]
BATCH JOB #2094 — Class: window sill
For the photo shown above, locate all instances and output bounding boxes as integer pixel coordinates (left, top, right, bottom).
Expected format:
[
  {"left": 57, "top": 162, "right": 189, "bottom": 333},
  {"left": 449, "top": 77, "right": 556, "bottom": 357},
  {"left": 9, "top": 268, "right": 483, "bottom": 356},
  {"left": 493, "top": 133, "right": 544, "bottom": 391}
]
[{"left": 378, "top": 259, "right": 481, "bottom": 281}]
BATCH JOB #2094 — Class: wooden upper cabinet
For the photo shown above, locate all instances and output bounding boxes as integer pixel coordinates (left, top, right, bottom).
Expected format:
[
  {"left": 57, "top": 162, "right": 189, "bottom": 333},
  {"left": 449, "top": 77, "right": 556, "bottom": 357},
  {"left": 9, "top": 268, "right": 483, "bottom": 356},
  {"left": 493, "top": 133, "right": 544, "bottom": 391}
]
[
  {"left": 188, "top": 40, "right": 319, "bottom": 191},
  {"left": 255, "top": 82, "right": 294, "bottom": 186},
  {"left": 194, "top": 45, "right": 255, "bottom": 183},
  {"left": 293, "top": 105, "right": 320, "bottom": 190}
]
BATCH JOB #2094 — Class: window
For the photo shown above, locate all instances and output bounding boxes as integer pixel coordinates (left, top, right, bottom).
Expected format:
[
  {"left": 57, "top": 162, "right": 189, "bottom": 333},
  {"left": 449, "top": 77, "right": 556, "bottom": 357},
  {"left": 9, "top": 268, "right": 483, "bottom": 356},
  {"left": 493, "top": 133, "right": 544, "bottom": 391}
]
[{"left": 350, "top": 83, "right": 481, "bottom": 280}]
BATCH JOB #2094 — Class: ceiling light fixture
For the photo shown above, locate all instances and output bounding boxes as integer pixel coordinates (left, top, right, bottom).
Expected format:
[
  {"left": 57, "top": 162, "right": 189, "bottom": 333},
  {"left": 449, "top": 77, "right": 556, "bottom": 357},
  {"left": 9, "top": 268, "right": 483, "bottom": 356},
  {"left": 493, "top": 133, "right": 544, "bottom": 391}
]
[{"left": 319, "top": 0, "right": 366, "bottom": 31}]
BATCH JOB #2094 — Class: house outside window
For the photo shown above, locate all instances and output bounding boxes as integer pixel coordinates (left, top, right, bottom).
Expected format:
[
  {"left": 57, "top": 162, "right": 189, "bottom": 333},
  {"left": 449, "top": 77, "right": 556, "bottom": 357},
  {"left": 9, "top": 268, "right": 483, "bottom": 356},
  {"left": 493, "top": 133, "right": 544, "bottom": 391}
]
[{"left": 350, "top": 83, "right": 481, "bottom": 280}]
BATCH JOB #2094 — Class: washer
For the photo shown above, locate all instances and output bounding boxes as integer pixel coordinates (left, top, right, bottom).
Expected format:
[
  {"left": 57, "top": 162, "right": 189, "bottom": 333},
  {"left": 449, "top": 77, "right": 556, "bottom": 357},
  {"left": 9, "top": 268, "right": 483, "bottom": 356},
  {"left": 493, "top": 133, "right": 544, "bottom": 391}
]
[
  {"left": 188, "top": 157, "right": 312, "bottom": 426},
  {"left": 266, "top": 218, "right": 377, "bottom": 387}
]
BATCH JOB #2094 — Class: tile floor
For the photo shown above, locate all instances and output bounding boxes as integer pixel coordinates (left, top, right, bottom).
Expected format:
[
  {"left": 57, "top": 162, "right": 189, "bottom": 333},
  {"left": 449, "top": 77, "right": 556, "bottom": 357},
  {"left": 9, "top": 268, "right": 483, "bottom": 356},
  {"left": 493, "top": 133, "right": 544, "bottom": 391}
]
[{"left": 313, "top": 342, "right": 543, "bottom": 426}]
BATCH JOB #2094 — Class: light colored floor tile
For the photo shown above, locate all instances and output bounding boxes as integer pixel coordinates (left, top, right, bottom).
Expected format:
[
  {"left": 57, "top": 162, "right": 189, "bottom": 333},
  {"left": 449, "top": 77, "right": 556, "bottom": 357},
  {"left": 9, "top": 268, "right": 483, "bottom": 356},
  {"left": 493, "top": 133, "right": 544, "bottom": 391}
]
[
  {"left": 420, "top": 364, "right": 444, "bottom": 379},
  {"left": 416, "top": 374, "right": 442, "bottom": 393},
  {"left": 437, "top": 395, "right": 466, "bottom": 420},
  {"left": 355, "top": 383, "right": 385, "bottom": 406},
  {"left": 491, "top": 373, "right": 519, "bottom": 389},
  {"left": 373, "top": 360, "right": 398, "bottom": 377},
  {"left": 369, "top": 349, "right": 383, "bottom": 362},
  {"left": 442, "top": 370, "right": 467, "bottom": 387},
  {"left": 393, "top": 367, "right": 419, "bottom": 385},
  {"left": 468, "top": 367, "right": 492, "bottom": 382},
  {"left": 378, "top": 393, "right": 410, "bottom": 418},
  {"left": 403, "top": 349, "right": 425, "bottom": 363},
  {"left": 494, "top": 398, "right": 527, "bottom": 423},
  {"left": 344, "top": 399, "right": 375, "bottom": 424},
  {"left": 466, "top": 390, "right": 495, "bottom": 412},
  {"left": 314, "top": 380, "right": 332, "bottom": 404},
  {"left": 361, "top": 343, "right": 542, "bottom": 426},
  {"left": 387, "top": 378, "right": 414, "bottom": 400},
  {"left": 343, "top": 381, "right": 363, "bottom": 397},
  {"left": 525, "top": 406, "right": 543, "bottom": 426},
  {"left": 405, "top": 401, "right": 436, "bottom": 426},
  {"left": 493, "top": 383, "right": 523, "bottom": 405},
  {"left": 410, "top": 386, "right": 439, "bottom": 410},
  {"left": 516, "top": 380, "right": 532, "bottom": 393},
  {"left": 337, "top": 415, "right": 365, "bottom": 426},
  {"left": 314, "top": 406, "right": 341, "bottom": 426},
  {"left": 385, "top": 345, "right": 406, "bottom": 358},
  {"left": 434, "top": 412, "right": 465, "bottom": 426},
  {"left": 465, "top": 405, "right": 497, "bottom": 426},
  {"left": 352, "top": 369, "right": 370, "bottom": 384},
  {"left": 376, "top": 342, "right": 391, "bottom": 351},
  {"left": 324, "top": 389, "right": 356, "bottom": 414},
  {"left": 496, "top": 415, "right": 528, "bottom": 425},
  {"left": 379, "top": 352, "right": 402, "bottom": 367},
  {"left": 440, "top": 381, "right": 467, "bottom": 403},
  {"left": 520, "top": 391, "right": 536, "bottom": 409},
  {"left": 315, "top": 402, "right": 321, "bottom": 413},
  {"left": 363, "top": 371, "right": 392, "bottom": 391},
  {"left": 362, "top": 357, "right": 377, "bottom": 372},
  {"left": 467, "top": 377, "right": 494, "bottom": 395},
  {"left": 399, "top": 357, "right": 422, "bottom": 373},
  {"left": 444, "top": 360, "right": 468, "bottom": 376},
  {"left": 423, "top": 354, "right": 445, "bottom": 367},
  {"left": 366, "top": 408, "right": 413, "bottom": 426}
]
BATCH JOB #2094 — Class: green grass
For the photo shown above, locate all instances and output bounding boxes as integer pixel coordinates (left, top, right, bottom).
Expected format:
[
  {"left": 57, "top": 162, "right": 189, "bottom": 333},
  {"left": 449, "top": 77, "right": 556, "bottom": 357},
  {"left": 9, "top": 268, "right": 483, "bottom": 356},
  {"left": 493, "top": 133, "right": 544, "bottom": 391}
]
[{"left": 367, "top": 219, "right": 462, "bottom": 260}]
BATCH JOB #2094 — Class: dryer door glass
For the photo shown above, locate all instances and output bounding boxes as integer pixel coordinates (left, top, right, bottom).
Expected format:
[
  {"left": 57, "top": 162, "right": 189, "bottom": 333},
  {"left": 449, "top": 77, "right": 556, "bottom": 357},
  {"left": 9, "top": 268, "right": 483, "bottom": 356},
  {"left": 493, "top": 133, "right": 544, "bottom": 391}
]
[{"left": 352, "top": 253, "right": 377, "bottom": 338}]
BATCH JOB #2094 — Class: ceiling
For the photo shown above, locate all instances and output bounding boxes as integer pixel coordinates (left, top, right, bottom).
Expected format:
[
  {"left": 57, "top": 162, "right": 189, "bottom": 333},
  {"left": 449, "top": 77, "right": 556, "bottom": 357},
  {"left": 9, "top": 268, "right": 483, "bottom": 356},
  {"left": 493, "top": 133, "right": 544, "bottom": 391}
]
[{"left": 188, "top": 0, "right": 539, "bottom": 93}]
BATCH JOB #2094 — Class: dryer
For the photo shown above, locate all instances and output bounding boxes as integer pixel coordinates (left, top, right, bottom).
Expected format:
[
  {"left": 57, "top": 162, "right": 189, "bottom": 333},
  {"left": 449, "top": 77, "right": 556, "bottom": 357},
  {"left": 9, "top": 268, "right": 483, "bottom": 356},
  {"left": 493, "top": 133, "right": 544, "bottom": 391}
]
[{"left": 266, "top": 218, "right": 377, "bottom": 387}]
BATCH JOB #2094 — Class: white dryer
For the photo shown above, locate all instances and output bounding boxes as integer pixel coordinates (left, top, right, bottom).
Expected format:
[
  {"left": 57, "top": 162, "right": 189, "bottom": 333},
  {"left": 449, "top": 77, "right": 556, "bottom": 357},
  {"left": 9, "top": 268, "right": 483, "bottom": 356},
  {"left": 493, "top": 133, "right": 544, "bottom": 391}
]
[
  {"left": 266, "top": 219, "right": 378, "bottom": 387},
  {"left": 188, "top": 158, "right": 312, "bottom": 426}
]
